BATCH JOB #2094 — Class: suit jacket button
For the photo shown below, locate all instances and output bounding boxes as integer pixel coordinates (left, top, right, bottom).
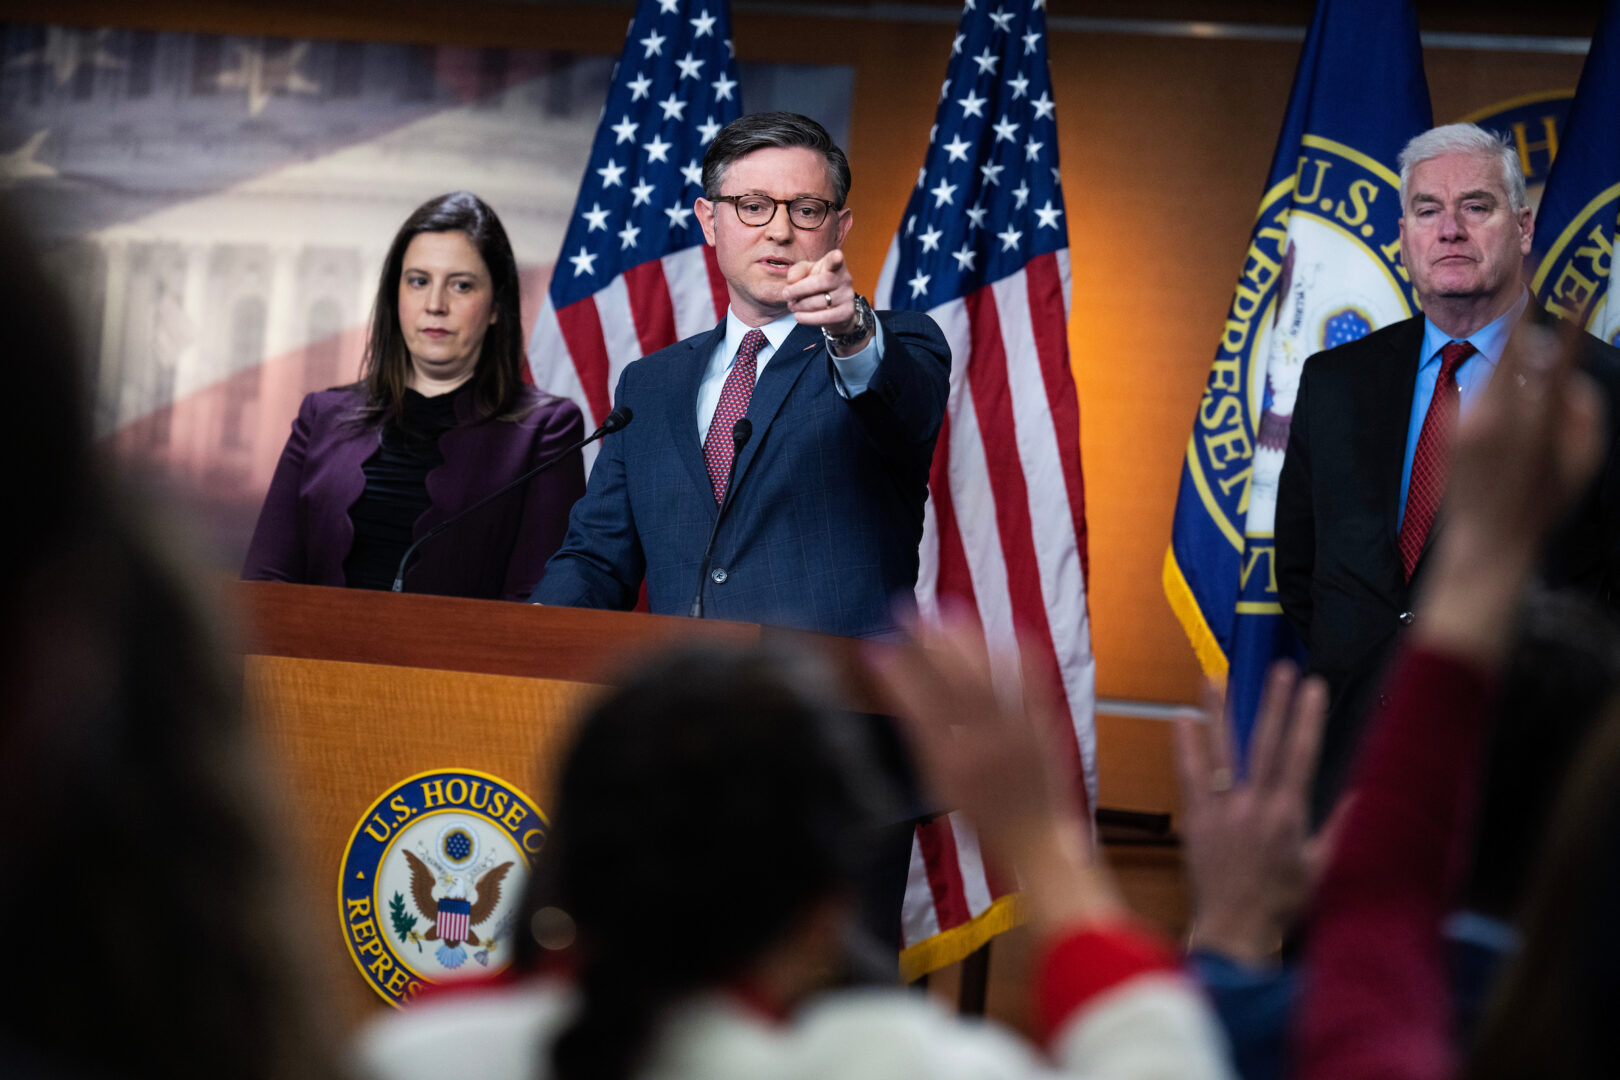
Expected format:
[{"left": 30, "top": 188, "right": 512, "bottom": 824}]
[
  {"left": 1379, "top": 693, "right": 1391, "bottom": 709},
  {"left": 710, "top": 567, "right": 727, "bottom": 584},
  {"left": 1398, "top": 610, "right": 1415, "bottom": 626}
]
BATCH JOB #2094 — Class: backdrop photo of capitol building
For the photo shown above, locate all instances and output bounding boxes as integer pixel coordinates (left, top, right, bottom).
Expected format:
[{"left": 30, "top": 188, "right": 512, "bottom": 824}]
[{"left": 1, "top": 21, "right": 849, "bottom": 559}]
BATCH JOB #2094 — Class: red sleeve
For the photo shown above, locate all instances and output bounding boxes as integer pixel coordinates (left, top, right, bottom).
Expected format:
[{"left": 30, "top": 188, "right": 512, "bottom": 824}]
[
  {"left": 1032, "top": 920, "right": 1181, "bottom": 1045},
  {"left": 1296, "top": 645, "right": 1498, "bottom": 1080}
]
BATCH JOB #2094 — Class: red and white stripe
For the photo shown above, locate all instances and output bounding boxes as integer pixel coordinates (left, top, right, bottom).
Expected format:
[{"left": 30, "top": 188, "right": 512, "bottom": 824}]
[
  {"left": 436, "top": 907, "right": 470, "bottom": 945},
  {"left": 529, "top": 244, "right": 729, "bottom": 467},
  {"left": 879, "top": 241, "right": 1095, "bottom": 962}
]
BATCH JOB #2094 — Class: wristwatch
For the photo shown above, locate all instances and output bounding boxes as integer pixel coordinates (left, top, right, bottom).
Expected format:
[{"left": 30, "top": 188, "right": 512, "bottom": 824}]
[{"left": 823, "top": 294, "right": 874, "bottom": 351}]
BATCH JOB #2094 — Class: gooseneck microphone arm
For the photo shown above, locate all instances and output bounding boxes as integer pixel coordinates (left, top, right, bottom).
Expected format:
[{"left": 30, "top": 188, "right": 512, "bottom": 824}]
[
  {"left": 391, "top": 406, "right": 633, "bottom": 593},
  {"left": 690, "top": 417, "right": 752, "bottom": 618}
]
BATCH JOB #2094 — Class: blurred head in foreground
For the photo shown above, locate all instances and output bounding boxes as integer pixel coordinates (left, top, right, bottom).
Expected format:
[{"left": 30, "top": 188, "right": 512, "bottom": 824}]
[
  {"left": 0, "top": 204, "right": 343, "bottom": 1079},
  {"left": 1465, "top": 590, "right": 1620, "bottom": 924},
  {"left": 1470, "top": 689, "right": 1620, "bottom": 1080},
  {"left": 517, "top": 645, "right": 895, "bottom": 1080}
]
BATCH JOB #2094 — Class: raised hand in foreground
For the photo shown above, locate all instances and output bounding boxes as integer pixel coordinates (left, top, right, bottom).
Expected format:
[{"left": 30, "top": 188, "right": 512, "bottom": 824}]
[
  {"left": 871, "top": 615, "right": 1123, "bottom": 935},
  {"left": 1295, "top": 317, "right": 1608, "bottom": 1080},
  {"left": 1177, "top": 662, "right": 1334, "bottom": 966}
]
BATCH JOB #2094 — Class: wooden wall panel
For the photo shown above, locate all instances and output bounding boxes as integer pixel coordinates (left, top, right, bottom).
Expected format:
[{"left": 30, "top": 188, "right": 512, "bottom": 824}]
[
  {"left": 1058, "top": 34, "right": 1299, "bottom": 705},
  {"left": 1096, "top": 711, "right": 1184, "bottom": 819},
  {"left": 1427, "top": 46, "right": 1583, "bottom": 125}
]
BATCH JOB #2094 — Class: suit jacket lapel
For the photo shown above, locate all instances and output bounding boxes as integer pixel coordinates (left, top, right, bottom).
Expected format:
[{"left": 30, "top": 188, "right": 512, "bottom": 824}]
[
  {"left": 1376, "top": 316, "right": 1427, "bottom": 552},
  {"left": 674, "top": 322, "right": 728, "bottom": 516},
  {"left": 730, "top": 322, "right": 821, "bottom": 497}
]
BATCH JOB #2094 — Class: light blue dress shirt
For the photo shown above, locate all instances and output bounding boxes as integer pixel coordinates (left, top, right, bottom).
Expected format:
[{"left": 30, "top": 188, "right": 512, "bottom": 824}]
[
  {"left": 695, "top": 309, "right": 884, "bottom": 438},
  {"left": 1396, "top": 288, "right": 1529, "bottom": 530}
]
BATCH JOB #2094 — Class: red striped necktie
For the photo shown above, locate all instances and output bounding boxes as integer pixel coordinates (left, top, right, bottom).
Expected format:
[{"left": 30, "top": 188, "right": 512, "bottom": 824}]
[
  {"left": 703, "top": 328, "right": 766, "bottom": 504},
  {"left": 1398, "top": 340, "right": 1476, "bottom": 580}
]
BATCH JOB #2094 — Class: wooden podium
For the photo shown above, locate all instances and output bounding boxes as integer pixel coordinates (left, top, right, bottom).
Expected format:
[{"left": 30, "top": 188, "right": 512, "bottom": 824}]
[{"left": 232, "top": 581, "right": 887, "bottom": 1024}]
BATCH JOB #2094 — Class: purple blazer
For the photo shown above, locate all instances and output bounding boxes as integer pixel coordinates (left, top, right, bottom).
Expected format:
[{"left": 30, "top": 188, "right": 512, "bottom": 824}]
[{"left": 242, "top": 385, "right": 586, "bottom": 601}]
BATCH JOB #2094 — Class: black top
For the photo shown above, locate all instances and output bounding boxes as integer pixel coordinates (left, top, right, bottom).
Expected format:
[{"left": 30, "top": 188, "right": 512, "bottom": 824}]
[{"left": 343, "top": 386, "right": 466, "bottom": 590}]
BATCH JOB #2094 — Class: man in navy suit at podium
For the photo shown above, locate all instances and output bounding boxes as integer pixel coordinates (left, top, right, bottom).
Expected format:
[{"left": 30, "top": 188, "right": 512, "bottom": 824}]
[{"left": 532, "top": 112, "right": 950, "bottom": 639}]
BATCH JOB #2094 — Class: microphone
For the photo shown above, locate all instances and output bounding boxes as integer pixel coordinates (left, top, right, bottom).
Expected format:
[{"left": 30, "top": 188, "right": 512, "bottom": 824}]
[
  {"left": 391, "top": 406, "right": 632, "bottom": 593},
  {"left": 690, "top": 417, "right": 752, "bottom": 618}
]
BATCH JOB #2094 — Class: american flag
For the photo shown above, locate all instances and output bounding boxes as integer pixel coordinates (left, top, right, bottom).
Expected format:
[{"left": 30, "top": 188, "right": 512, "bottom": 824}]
[
  {"left": 875, "top": 0, "right": 1094, "bottom": 978},
  {"left": 527, "top": 0, "right": 742, "bottom": 456}
]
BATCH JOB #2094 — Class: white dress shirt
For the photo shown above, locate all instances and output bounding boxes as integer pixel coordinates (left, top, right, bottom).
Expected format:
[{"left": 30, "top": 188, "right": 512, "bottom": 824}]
[{"left": 695, "top": 309, "right": 885, "bottom": 438}]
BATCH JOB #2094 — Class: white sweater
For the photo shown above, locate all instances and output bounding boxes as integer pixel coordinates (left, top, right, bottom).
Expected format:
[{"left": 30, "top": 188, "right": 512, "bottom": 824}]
[{"left": 358, "top": 926, "right": 1233, "bottom": 1080}]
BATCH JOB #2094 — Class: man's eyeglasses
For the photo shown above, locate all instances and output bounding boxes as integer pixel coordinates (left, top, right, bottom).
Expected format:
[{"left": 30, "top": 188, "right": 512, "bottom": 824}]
[{"left": 711, "top": 193, "right": 838, "bottom": 230}]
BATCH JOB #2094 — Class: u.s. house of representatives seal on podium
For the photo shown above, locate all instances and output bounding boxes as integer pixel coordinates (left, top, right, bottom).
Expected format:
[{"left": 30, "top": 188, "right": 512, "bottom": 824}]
[{"left": 339, "top": 769, "right": 548, "bottom": 1006}]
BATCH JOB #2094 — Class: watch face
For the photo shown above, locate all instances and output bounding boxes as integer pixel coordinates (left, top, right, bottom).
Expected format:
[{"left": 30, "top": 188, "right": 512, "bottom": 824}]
[{"left": 825, "top": 297, "right": 874, "bottom": 348}]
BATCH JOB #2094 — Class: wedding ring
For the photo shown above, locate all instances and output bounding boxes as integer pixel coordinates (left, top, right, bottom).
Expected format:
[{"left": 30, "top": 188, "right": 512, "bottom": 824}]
[
  {"left": 1209, "top": 766, "right": 1233, "bottom": 794},
  {"left": 825, "top": 291, "right": 833, "bottom": 308}
]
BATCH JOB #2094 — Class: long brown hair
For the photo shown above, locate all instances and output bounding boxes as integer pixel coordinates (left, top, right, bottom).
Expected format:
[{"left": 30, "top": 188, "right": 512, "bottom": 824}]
[{"left": 356, "top": 190, "right": 530, "bottom": 425}]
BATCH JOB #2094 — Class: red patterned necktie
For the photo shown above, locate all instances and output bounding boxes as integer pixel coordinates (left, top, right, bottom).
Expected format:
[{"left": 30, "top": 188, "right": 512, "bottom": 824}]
[
  {"left": 703, "top": 328, "right": 766, "bottom": 504},
  {"left": 1397, "top": 340, "right": 1476, "bottom": 580}
]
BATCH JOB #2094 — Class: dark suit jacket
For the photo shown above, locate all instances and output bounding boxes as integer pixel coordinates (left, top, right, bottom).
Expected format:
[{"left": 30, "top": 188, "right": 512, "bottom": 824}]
[
  {"left": 532, "top": 310, "right": 950, "bottom": 638},
  {"left": 1276, "top": 308, "right": 1620, "bottom": 822},
  {"left": 243, "top": 385, "right": 586, "bottom": 601}
]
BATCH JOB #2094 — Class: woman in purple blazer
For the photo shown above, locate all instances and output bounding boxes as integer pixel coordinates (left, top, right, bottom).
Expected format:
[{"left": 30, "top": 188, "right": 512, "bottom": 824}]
[{"left": 243, "top": 192, "right": 585, "bottom": 601}]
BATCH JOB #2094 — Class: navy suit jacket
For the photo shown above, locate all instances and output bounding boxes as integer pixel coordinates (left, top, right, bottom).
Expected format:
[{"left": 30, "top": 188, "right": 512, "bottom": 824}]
[
  {"left": 533, "top": 310, "right": 950, "bottom": 638},
  {"left": 1276, "top": 308, "right": 1620, "bottom": 822}
]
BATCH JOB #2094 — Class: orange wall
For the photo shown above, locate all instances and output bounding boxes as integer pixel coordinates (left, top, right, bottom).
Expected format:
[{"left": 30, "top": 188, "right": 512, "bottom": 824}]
[{"left": 23, "top": 0, "right": 1589, "bottom": 707}]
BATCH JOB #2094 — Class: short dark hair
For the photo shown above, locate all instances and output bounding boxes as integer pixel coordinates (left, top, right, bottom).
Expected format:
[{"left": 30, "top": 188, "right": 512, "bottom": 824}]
[
  {"left": 701, "top": 111, "right": 851, "bottom": 207},
  {"left": 520, "top": 644, "right": 894, "bottom": 1080},
  {"left": 357, "top": 190, "right": 529, "bottom": 425}
]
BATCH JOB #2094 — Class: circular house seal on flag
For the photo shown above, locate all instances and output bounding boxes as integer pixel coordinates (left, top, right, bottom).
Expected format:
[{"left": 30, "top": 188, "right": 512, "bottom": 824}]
[
  {"left": 1533, "top": 182, "right": 1619, "bottom": 347},
  {"left": 1183, "top": 132, "right": 1416, "bottom": 620},
  {"left": 339, "top": 769, "right": 548, "bottom": 1006}
]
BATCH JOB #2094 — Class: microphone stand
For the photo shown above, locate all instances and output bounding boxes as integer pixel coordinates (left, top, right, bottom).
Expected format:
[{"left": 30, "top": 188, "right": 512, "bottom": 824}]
[
  {"left": 390, "top": 406, "right": 632, "bottom": 593},
  {"left": 690, "top": 417, "right": 752, "bottom": 618}
]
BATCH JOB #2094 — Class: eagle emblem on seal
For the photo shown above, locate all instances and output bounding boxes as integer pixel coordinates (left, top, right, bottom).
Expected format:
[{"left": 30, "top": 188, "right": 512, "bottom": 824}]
[{"left": 402, "top": 844, "right": 513, "bottom": 970}]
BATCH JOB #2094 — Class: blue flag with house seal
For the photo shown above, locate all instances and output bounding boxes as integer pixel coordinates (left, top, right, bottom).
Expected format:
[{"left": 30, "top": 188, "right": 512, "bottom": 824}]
[
  {"left": 1163, "top": 0, "right": 1431, "bottom": 754},
  {"left": 1532, "top": 0, "right": 1620, "bottom": 346}
]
